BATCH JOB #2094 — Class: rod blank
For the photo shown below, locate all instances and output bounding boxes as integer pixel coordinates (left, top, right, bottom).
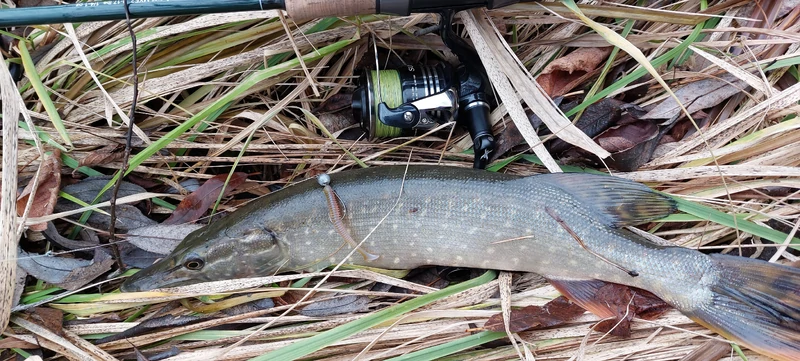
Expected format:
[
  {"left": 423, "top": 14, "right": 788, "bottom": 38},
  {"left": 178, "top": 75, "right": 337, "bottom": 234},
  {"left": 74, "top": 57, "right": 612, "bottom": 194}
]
[{"left": 0, "top": 0, "right": 284, "bottom": 27}]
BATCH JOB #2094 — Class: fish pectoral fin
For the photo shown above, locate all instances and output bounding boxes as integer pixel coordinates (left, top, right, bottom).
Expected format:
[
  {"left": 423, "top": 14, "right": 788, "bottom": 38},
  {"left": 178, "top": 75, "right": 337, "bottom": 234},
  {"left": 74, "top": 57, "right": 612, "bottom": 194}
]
[{"left": 535, "top": 173, "right": 676, "bottom": 227}]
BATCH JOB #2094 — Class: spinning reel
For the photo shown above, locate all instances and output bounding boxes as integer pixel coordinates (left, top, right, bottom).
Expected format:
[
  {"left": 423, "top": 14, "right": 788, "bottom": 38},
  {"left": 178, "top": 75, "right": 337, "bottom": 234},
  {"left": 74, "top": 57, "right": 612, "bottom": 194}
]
[{"left": 352, "top": 11, "right": 496, "bottom": 169}]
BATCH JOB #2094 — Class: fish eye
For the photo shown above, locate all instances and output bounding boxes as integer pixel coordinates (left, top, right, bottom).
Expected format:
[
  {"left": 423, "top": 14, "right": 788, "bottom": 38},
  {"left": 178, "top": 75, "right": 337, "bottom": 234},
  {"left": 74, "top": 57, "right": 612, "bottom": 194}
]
[{"left": 183, "top": 258, "right": 205, "bottom": 270}]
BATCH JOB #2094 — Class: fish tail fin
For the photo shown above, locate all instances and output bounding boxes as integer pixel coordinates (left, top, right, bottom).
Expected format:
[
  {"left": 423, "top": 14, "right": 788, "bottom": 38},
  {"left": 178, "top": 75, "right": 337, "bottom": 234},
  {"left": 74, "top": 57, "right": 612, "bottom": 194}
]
[{"left": 684, "top": 254, "right": 800, "bottom": 361}]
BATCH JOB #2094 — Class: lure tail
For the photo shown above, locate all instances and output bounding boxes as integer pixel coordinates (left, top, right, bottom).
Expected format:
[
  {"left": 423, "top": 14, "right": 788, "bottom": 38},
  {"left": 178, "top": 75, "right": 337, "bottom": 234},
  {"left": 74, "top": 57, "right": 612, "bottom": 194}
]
[{"left": 684, "top": 254, "right": 800, "bottom": 361}]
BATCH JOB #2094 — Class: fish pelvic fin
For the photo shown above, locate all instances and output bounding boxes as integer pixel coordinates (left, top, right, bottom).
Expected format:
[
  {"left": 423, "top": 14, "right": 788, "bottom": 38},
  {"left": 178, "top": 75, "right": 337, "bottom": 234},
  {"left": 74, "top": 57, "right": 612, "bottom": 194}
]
[
  {"left": 534, "top": 173, "right": 676, "bottom": 227},
  {"left": 684, "top": 254, "right": 800, "bottom": 361},
  {"left": 547, "top": 278, "right": 616, "bottom": 319}
]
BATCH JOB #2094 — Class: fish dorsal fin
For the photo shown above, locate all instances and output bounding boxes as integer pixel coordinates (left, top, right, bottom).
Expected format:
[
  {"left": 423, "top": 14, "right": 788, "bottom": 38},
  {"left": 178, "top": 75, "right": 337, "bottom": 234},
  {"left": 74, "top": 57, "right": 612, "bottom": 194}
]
[{"left": 535, "top": 173, "right": 676, "bottom": 228}]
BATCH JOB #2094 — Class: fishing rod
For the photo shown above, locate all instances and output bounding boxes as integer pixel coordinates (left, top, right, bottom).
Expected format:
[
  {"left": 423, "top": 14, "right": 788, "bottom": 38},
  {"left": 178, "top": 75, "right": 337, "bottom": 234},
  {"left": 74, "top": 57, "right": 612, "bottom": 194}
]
[
  {"left": 0, "top": 0, "right": 522, "bottom": 27},
  {"left": 0, "top": 0, "right": 522, "bottom": 168}
]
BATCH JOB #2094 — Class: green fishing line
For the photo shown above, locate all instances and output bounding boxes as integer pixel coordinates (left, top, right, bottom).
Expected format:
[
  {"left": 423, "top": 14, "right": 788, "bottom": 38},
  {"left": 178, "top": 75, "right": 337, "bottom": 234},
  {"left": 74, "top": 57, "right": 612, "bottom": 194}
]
[{"left": 370, "top": 69, "right": 403, "bottom": 138}]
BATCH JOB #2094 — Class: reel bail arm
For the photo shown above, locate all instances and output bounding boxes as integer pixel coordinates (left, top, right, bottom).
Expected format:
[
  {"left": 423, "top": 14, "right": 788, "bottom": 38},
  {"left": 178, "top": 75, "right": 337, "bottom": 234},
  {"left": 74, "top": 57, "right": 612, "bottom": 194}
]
[{"left": 377, "top": 88, "right": 459, "bottom": 129}]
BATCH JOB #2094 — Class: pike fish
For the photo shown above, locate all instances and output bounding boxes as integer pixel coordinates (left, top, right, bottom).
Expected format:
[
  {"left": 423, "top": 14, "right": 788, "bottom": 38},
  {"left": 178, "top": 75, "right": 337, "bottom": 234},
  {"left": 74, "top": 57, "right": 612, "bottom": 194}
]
[{"left": 122, "top": 166, "right": 800, "bottom": 361}]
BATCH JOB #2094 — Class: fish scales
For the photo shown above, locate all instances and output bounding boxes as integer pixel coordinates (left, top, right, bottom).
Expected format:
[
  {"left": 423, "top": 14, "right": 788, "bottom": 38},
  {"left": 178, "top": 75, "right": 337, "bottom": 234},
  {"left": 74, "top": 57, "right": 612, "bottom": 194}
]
[{"left": 122, "top": 166, "right": 800, "bottom": 361}]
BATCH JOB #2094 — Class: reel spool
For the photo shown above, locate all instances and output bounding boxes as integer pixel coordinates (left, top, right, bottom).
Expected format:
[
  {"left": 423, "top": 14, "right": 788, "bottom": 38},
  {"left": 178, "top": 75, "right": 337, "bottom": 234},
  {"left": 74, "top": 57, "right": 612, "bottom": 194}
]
[
  {"left": 352, "top": 64, "right": 457, "bottom": 139},
  {"left": 352, "top": 63, "right": 494, "bottom": 168}
]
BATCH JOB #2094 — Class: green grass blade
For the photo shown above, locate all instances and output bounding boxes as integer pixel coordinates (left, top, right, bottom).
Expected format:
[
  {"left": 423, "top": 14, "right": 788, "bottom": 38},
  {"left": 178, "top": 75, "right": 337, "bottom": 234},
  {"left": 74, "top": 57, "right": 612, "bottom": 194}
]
[
  {"left": 561, "top": 0, "right": 703, "bottom": 124},
  {"left": 386, "top": 331, "right": 506, "bottom": 361},
  {"left": 672, "top": 197, "right": 800, "bottom": 249},
  {"left": 123, "top": 39, "right": 355, "bottom": 179},
  {"left": 251, "top": 270, "right": 498, "bottom": 361},
  {"left": 564, "top": 2, "right": 707, "bottom": 117},
  {"left": 764, "top": 55, "right": 800, "bottom": 71},
  {"left": 18, "top": 42, "right": 72, "bottom": 148},
  {"left": 302, "top": 109, "right": 368, "bottom": 168},
  {"left": 73, "top": 39, "right": 356, "bottom": 230},
  {"left": 17, "top": 120, "right": 68, "bottom": 152}
]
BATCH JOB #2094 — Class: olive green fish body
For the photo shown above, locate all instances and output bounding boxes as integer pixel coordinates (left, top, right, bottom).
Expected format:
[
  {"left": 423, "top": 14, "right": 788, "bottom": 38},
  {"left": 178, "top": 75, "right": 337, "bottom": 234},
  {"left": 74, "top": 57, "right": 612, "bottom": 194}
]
[{"left": 122, "top": 166, "right": 800, "bottom": 361}]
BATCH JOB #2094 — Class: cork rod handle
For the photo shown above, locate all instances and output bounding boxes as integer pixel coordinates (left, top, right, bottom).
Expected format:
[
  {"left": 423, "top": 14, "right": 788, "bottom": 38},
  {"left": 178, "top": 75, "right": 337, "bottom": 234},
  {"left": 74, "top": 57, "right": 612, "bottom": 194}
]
[{"left": 285, "top": 0, "right": 377, "bottom": 21}]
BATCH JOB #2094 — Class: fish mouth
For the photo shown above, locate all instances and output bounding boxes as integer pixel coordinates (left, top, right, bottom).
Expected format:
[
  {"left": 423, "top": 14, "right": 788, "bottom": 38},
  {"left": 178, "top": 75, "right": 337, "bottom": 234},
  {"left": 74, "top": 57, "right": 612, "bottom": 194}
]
[{"left": 120, "top": 260, "right": 189, "bottom": 292}]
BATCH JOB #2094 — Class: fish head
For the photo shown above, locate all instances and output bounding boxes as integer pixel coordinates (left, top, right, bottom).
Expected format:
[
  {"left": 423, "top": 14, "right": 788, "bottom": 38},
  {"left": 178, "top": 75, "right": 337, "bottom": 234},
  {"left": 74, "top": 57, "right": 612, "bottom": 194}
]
[{"left": 121, "top": 223, "right": 290, "bottom": 292}]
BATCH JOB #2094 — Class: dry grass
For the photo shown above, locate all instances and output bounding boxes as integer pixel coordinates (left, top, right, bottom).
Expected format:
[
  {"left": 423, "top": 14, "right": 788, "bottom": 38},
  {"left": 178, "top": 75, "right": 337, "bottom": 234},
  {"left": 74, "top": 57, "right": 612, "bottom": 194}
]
[{"left": 3, "top": 0, "right": 799, "bottom": 360}]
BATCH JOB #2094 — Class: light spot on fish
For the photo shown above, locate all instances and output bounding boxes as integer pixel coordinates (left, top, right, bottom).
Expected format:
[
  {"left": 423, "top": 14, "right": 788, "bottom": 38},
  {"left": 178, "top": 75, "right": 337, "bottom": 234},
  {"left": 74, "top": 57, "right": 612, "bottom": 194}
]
[
  {"left": 513, "top": 258, "right": 520, "bottom": 265},
  {"left": 392, "top": 224, "right": 398, "bottom": 230},
  {"left": 409, "top": 242, "right": 416, "bottom": 247},
  {"left": 426, "top": 259, "right": 433, "bottom": 264},
  {"left": 305, "top": 241, "right": 311, "bottom": 246},
  {"left": 393, "top": 257, "right": 400, "bottom": 264},
  {"left": 300, "top": 257, "right": 307, "bottom": 261},
  {"left": 525, "top": 229, "right": 532, "bottom": 234},
  {"left": 519, "top": 245, "right": 528, "bottom": 251},
  {"left": 548, "top": 246, "right": 558, "bottom": 253},
  {"left": 480, "top": 213, "right": 487, "bottom": 220},
  {"left": 468, "top": 227, "right": 478, "bottom": 235},
  {"left": 426, "top": 247, "right": 433, "bottom": 253},
  {"left": 329, "top": 257, "right": 337, "bottom": 263},
  {"left": 461, "top": 205, "right": 469, "bottom": 212},
  {"left": 486, "top": 247, "right": 495, "bottom": 254},
  {"left": 411, "top": 253, "right": 417, "bottom": 257},
  {"left": 456, "top": 256, "right": 464, "bottom": 261},
  {"left": 482, "top": 260, "right": 490, "bottom": 267},
  {"left": 328, "top": 229, "right": 335, "bottom": 235},
  {"left": 569, "top": 260, "right": 578, "bottom": 266}
]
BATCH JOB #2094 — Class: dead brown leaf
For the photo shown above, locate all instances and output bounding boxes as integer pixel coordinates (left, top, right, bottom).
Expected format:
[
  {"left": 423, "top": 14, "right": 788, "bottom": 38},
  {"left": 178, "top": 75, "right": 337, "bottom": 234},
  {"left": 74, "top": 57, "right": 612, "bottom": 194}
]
[
  {"left": 318, "top": 111, "right": 357, "bottom": 134},
  {"left": 17, "top": 150, "right": 62, "bottom": 231},
  {"left": 126, "top": 223, "right": 203, "bottom": 255},
  {"left": 17, "top": 249, "right": 115, "bottom": 291},
  {"left": 78, "top": 144, "right": 124, "bottom": 168},
  {"left": 162, "top": 172, "right": 248, "bottom": 225},
  {"left": 29, "top": 307, "right": 64, "bottom": 336},
  {"left": 595, "top": 119, "right": 661, "bottom": 171},
  {"left": 549, "top": 98, "right": 632, "bottom": 154},
  {"left": 314, "top": 93, "right": 355, "bottom": 114},
  {"left": 300, "top": 295, "right": 370, "bottom": 317},
  {"left": 537, "top": 47, "right": 613, "bottom": 96},
  {"left": 592, "top": 283, "right": 670, "bottom": 337},
  {"left": 641, "top": 74, "right": 747, "bottom": 123},
  {"left": 484, "top": 296, "right": 585, "bottom": 333},
  {"left": 0, "top": 335, "right": 39, "bottom": 349}
]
